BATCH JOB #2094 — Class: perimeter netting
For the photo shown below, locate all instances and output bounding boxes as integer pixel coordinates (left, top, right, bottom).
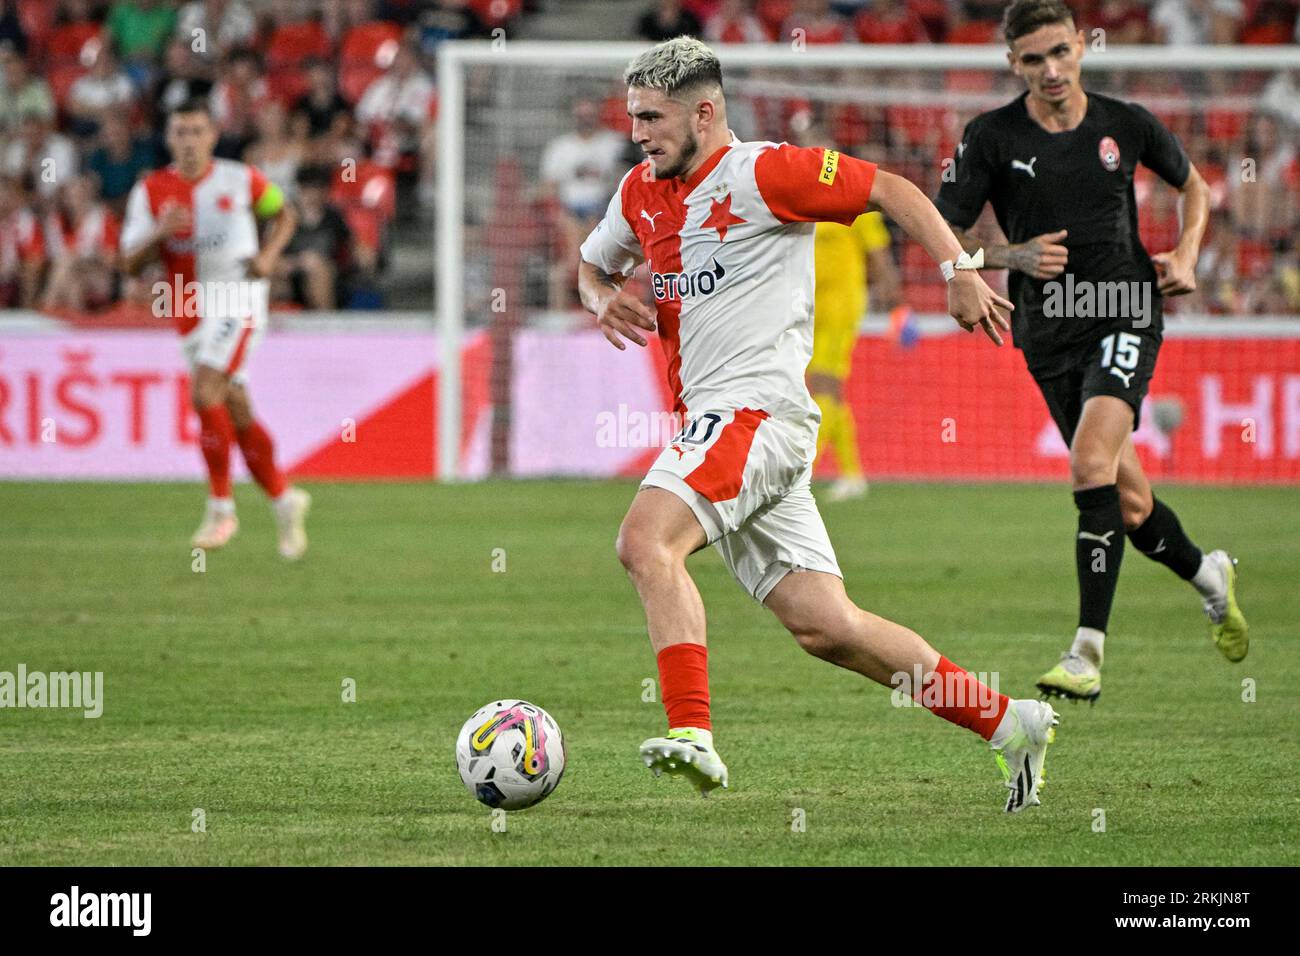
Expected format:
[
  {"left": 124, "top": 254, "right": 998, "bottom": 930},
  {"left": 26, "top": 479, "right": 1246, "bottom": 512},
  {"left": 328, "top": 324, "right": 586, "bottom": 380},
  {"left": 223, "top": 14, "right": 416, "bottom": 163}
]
[{"left": 440, "top": 46, "right": 1300, "bottom": 484}]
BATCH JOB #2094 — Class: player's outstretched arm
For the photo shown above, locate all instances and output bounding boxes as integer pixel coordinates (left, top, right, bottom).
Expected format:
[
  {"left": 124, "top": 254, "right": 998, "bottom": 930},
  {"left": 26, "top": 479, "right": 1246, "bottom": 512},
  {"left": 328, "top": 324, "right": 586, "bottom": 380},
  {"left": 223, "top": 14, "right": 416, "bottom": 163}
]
[
  {"left": 578, "top": 259, "right": 658, "bottom": 351},
  {"left": 948, "top": 224, "right": 1069, "bottom": 280},
  {"left": 869, "top": 169, "right": 1013, "bottom": 345}
]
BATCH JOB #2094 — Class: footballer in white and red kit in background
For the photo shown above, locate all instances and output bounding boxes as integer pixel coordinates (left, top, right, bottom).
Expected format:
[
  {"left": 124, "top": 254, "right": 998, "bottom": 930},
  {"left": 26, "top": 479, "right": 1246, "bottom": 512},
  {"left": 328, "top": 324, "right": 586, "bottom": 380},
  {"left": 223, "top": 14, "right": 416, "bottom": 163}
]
[
  {"left": 120, "top": 98, "right": 309, "bottom": 559},
  {"left": 580, "top": 38, "right": 1060, "bottom": 813}
]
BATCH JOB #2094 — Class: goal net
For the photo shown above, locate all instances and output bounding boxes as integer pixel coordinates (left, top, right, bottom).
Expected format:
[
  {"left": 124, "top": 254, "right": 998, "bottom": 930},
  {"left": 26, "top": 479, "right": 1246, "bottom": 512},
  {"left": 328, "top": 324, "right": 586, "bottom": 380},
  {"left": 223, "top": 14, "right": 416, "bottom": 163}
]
[{"left": 436, "top": 42, "right": 1300, "bottom": 484}]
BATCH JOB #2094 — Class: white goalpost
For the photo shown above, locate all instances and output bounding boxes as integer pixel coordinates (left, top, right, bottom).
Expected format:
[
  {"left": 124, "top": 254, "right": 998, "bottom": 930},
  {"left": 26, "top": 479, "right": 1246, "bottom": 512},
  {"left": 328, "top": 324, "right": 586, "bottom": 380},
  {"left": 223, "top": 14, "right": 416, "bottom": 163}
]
[{"left": 436, "top": 41, "right": 1300, "bottom": 481}]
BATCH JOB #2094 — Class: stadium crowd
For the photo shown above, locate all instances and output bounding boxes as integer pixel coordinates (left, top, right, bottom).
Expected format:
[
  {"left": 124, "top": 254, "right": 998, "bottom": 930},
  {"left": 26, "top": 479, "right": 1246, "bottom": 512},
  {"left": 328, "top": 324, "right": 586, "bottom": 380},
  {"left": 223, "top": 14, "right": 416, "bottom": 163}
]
[{"left": 0, "top": 0, "right": 1295, "bottom": 319}]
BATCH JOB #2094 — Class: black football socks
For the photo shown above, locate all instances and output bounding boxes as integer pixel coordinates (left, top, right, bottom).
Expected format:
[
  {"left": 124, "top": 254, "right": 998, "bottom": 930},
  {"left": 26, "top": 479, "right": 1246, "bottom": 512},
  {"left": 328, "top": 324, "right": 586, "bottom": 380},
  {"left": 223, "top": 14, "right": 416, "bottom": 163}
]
[
  {"left": 1074, "top": 484, "right": 1126, "bottom": 634},
  {"left": 1127, "top": 497, "right": 1203, "bottom": 580}
]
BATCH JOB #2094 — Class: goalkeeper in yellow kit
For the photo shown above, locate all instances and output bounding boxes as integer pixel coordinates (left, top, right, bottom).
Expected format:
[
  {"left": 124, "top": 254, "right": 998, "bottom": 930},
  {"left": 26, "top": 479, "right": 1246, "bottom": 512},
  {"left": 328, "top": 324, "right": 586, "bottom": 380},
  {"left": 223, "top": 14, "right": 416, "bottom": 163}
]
[{"left": 810, "top": 210, "right": 901, "bottom": 501}]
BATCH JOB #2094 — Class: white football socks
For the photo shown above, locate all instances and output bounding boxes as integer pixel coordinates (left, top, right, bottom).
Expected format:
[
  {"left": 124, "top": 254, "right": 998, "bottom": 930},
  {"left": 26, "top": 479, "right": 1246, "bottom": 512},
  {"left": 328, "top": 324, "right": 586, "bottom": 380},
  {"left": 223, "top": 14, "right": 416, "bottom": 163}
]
[
  {"left": 1190, "top": 553, "right": 1224, "bottom": 599},
  {"left": 1070, "top": 627, "right": 1105, "bottom": 667}
]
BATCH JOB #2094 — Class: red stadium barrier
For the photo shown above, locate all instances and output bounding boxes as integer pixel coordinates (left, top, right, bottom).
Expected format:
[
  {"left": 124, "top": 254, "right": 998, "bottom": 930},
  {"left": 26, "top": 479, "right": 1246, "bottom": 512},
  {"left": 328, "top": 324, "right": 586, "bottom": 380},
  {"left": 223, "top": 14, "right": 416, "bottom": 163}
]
[{"left": 1, "top": 326, "right": 1296, "bottom": 483}]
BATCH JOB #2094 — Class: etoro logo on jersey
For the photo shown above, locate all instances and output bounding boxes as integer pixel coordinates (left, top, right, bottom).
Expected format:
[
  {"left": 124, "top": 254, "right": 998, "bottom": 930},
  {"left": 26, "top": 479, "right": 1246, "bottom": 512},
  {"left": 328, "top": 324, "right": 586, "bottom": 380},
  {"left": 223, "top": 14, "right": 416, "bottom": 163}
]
[{"left": 651, "top": 257, "right": 727, "bottom": 302}]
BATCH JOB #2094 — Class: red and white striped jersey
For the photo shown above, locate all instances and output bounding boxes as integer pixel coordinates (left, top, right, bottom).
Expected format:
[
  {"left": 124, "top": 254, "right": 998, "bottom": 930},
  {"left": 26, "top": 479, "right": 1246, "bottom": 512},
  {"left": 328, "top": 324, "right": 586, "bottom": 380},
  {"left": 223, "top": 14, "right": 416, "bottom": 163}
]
[
  {"left": 121, "top": 159, "right": 275, "bottom": 333},
  {"left": 581, "top": 140, "right": 877, "bottom": 440}
]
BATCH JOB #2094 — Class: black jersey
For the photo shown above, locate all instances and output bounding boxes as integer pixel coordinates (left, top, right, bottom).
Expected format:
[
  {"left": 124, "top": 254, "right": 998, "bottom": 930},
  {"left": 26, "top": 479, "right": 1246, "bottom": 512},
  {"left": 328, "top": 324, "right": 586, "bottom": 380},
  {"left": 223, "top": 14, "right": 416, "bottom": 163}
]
[{"left": 935, "top": 91, "right": 1190, "bottom": 376}]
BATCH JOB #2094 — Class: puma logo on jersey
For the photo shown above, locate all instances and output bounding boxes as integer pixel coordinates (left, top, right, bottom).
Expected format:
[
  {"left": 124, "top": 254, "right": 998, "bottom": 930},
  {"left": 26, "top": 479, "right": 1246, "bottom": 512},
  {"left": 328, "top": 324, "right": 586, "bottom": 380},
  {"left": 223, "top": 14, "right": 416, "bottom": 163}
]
[
  {"left": 1109, "top": 367, "right": 1135, "bottom": 388},
  {"left": 1011, "top": 157, "right": 1038, "bottom": 178},
  {"left": 640, "top": 210, "right": 663, "bottom": 231},
  {"left": 1078, "top": 530, "right": 1116, "bottom": 546}
]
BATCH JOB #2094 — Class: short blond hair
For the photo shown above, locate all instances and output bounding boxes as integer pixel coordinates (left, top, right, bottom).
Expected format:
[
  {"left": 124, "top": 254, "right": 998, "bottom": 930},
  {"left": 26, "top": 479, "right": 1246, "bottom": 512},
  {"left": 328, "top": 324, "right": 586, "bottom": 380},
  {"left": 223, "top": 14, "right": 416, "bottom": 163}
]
[{"left": 623, "top": 36, "right": 723, "bottom": 99}]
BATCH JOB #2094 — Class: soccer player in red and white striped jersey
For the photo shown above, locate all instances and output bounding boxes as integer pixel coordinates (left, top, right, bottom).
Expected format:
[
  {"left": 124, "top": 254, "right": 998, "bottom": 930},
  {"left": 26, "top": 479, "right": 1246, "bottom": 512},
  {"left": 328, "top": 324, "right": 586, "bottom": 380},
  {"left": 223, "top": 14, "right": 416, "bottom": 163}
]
[
  {"left": 580, "top": 38, "right": 1059, "bottom": 812},
  {"left": 121, "top": 98, "right": 310, "bottom": 559}
]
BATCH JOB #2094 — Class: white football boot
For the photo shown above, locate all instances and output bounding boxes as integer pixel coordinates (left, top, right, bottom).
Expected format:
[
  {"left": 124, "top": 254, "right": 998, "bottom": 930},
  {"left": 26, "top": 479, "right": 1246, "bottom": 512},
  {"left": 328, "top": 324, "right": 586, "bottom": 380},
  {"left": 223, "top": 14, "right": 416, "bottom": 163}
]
[
  {"left": 274, "top": 487, "right": 311, "bottom": 560},
  {"left": 640, "top": 728, "right": 729, "bottom": 797},
  {"left": 191, "top": 501, "right": 238, "bottom": 550},
  {"left": 992, "top": 699, "right": 1060, "bottom": 813}
]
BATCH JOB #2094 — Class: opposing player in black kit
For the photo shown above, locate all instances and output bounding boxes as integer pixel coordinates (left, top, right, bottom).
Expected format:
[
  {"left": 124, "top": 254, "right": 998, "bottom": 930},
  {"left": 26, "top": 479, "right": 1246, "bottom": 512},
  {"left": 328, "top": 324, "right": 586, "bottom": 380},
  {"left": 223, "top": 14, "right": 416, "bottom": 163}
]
[{"left": 935, "top": 0, "right": 1249, "bottom": 702}]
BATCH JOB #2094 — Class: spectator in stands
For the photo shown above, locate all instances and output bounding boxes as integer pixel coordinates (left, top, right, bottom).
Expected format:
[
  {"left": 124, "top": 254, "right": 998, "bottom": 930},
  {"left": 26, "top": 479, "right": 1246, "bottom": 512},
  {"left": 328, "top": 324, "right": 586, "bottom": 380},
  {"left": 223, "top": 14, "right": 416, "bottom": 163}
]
[
  {"left": 855, "top": 0, "right": 930, "bottom": 43},
  {"left": 0, "top": 47, "right": 55, "bottom": 134},
  {"left": 1193, "top": 213, "right": 1243, "bottom": 314},
  {"left": 539, "top": 97, "right": 628, "bottom": 309},
  {"left": 3, "top": 110, "right": 79, "bottom": 203},
  {"left": 68, "top": 46, "right": 138, "bottom": 140},
  {"left": 1229, "top": 112, "right": 1297, "bottom": 242},
  {"left": 1151, "top": 0, "right": 1244, "bottom": 45},
  {"left": 0, "top": 174, "right": 45, "bottom": 307},
  {"left": 705, "top": 0, "right": 771, "bottom": 42},
  {"left": 41, "top": 174, "right": 120, "bottom": 311},
  {"left": 0, "top": 0, "right": 26, "bottom": 56},
  {"left": 1091, "top": 0, "right": 1151, "bottom": 44},
  {"left": 416, "top": 0, "right": 490, "bottom": 55},
  {"left": 782, "top": 0, "right": 850, "bottom": 42},
  {"left": 244, "top": 97, "right": 304, "bottom": 198},
  {"left": 176, "top": 0, "right": 258, "bottom": 61},
  {"left": 355, "top": 39, "right": 436, "bottom": 204},
  {"left": 87, "top": 114, "right": 155, "bottom": 213},
  {"left": 150, "top": 38, "right": 215, "bottom": 123},
  {"left": 944, "top": 1, "right": 1003, "bottom": 43},
  {"left": 210, "top": 46, "right": 268, "bottom": 159},
  {"left": 294, "top": 57, "right": 352, "bottom": 142},
  {"left": 638, "top": 0, "right": 704, "bottom": 42},
  {"left": 108, "top": 0, "right": 180, "bottom": 87},
  {"left": 1237, "top": 0, "right": 1300, "bottom": 44},
  {"left": 276, "top": 164, "right": 353, "bottom": 309}
]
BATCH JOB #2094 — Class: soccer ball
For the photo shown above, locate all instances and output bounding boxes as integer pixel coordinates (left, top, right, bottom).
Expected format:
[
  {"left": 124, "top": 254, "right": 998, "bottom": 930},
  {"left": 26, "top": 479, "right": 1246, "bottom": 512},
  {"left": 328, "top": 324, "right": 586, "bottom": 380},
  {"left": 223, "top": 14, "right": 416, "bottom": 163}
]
[{"left": 455, "top": 699, "right": 566, "bottom": 811}]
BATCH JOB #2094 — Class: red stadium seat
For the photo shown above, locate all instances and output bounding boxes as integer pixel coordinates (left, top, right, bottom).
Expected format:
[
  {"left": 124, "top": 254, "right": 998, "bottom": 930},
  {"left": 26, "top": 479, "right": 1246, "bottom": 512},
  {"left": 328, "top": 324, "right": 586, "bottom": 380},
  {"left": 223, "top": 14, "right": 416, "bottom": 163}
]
[
  {"left": 599, "top": 94, "right": 631, "bottom": 134},
  {"left": 338, "top": 21, "right": 403, "bottom": 103},
  {"left": 266, "top": 67, "right": 310, "bottom": 103},
  {"left": 470, "top": 0, "right": 524, "bottom": 28},
  {"left": 945, "top": 21, "right": 999, "bottom": 44},
  {"left": 45, "top": 22, "right": 102, "bottom": 66},
  {"left": 331, "top": 160, "right": 397, "bottom": 224},
  {"left": 265, "top": 21, "right": 332, "bottom": 70},
  {"left": 1205, "top": 108, "right": 1247, "bottom": 145},
  {"left": 47, "top": 65, "right": 87, "bottom": 108},
  {"left": 17, "top": 0, "right": 56, "bottom": 61},
  {"left": 757, "top": 0, "right": 794, "bottom": 38}
]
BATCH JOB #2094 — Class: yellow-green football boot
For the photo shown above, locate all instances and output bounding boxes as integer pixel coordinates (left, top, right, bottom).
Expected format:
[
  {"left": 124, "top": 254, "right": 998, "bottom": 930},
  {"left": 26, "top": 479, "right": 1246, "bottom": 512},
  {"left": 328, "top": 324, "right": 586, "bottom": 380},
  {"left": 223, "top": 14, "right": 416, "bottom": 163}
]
[
  {"left": 1035, "top": 651, "right": 1102, "bottom": 704},
  {"left": 1202, "top": 549, "right": 1248, "bottom": 662}
]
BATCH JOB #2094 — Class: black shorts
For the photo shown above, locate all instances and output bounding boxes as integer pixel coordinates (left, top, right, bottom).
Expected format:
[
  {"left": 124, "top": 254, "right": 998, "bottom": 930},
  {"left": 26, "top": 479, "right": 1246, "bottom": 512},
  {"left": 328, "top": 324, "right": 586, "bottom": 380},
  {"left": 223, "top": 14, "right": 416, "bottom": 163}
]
[{"left": 1031, "top": 325, "right": 1161, "bottom": 444}]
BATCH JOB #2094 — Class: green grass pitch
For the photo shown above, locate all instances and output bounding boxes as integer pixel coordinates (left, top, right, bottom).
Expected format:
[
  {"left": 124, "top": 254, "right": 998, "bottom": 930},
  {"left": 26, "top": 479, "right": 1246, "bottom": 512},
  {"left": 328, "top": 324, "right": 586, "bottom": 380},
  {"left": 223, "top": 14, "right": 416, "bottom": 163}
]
[{"left": 1, "top": 479, "right": 1296, "bottom": 866}]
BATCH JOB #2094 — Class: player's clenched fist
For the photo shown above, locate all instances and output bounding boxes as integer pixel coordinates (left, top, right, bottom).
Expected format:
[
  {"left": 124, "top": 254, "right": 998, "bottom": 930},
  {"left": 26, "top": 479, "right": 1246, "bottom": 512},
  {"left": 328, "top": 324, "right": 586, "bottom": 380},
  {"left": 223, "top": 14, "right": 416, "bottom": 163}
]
[
  {"left": 597, "top": 288, "right": 657, "bottom": 350},
  {"left": 1010, "top": 229, "right": 1069, "bottom": 279},
  {"left": 947, "top": 270, "right": 1014, "bottom": 346}
]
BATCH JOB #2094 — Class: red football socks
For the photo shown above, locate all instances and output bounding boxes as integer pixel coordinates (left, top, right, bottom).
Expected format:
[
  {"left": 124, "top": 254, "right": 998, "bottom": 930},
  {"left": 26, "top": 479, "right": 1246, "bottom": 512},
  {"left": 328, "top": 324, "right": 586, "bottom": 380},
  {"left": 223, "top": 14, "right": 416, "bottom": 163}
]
[
  {"left": 919, "top": 656, "right": 1009, "bottom": 741},
  {"left": 656, "top": 642, "right": 711, "bottom": 731},
  {"left": 196, "top": 404, "right": 234, "bottom": 499},
  {"left": 236, "top": 420, "right": 287, "bottom": 499}
]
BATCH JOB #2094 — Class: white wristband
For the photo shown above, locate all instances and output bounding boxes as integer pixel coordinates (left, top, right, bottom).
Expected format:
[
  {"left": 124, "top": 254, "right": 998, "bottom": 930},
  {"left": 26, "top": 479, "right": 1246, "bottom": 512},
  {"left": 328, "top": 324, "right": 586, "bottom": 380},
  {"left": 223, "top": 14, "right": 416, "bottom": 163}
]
[{"left": 940, "top": 248, "right": 985, "bottom": 282}]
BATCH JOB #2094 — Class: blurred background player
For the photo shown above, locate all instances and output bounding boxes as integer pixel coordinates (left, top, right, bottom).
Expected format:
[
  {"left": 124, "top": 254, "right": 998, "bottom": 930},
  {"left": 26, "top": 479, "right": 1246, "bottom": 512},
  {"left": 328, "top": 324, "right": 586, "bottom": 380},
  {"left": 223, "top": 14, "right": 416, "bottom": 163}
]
[
  {"left": 936, "top": 0, "right": 1248, "bottom": 702},
  {"left": 808, "top": 139, "right": 901, "bottom": 501},
  {"left": 120, "top": 98, "right": 309, "bottom": 559}
]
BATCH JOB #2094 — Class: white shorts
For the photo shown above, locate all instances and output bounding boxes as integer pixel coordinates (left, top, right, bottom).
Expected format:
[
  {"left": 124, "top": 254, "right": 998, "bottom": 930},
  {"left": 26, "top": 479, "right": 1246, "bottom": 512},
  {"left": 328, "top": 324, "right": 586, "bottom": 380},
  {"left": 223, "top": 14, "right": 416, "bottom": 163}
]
[
  {"left": 179, "top": 280, "right": 269, "bottom": 386},
  {"left": 641, "top": 407, "right": 842, "bottom": 602}
]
